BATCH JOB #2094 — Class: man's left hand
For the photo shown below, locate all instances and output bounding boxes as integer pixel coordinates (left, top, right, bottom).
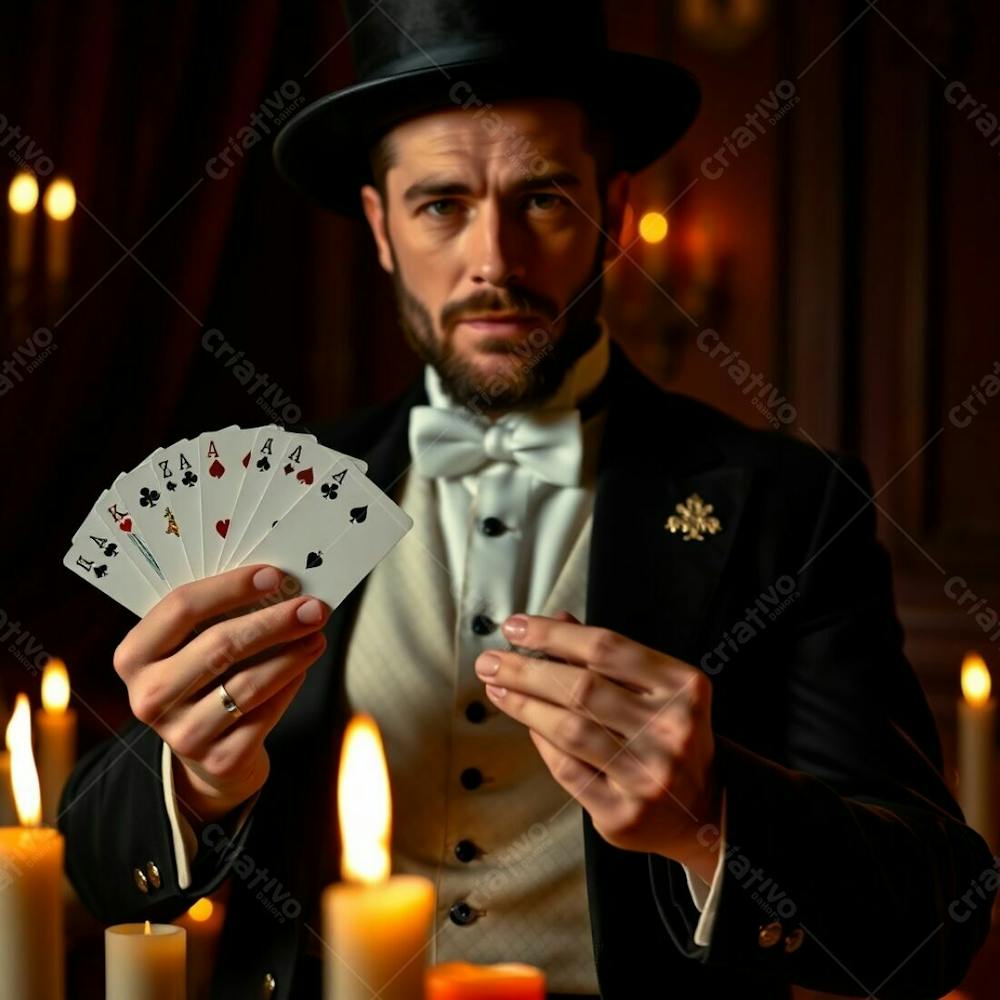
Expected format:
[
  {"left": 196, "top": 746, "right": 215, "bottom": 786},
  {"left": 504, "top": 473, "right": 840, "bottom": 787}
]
[{"left": 475, "top": 612, "right": 722, "bottom": 878}]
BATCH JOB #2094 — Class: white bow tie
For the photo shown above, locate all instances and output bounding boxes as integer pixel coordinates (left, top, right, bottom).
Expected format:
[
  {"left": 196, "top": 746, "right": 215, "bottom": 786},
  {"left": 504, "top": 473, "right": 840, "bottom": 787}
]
[{"left": 408, "top": 405, "right": 584, "bottom": 486}]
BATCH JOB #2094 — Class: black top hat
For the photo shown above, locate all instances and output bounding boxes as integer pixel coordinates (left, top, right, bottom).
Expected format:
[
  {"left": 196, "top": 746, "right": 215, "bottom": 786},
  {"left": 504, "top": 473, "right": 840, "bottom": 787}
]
[{"left": 272, "top": 0, "right": 701, "bottom": 216}]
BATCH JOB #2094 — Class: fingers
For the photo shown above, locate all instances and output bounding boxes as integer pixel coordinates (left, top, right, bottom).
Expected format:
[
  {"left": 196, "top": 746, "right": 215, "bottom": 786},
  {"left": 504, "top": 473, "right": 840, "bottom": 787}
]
[
  {"left": 500, "top": 614, "right": 668, "bottom": 692},
  {"left": 187, "top": 669, "right": 310, "bottom": 795},
  {"left": 160, "top": 631, "right": 325, "bottom": 763},
  {"left": 475, "top": 649, "right": 647, "bottom": 739},
  {"left": 115, "top": 565, "right": 296, "bottom": 676},
  {"left": 135, "top": 596, "right": 330, "bottom": 723}
]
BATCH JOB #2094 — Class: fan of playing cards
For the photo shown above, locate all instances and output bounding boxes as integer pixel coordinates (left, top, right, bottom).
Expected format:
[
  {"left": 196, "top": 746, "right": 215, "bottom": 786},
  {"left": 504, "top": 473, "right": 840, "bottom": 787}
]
[{"left": 64, "top": 425, "right": 413, "bottom": 618}]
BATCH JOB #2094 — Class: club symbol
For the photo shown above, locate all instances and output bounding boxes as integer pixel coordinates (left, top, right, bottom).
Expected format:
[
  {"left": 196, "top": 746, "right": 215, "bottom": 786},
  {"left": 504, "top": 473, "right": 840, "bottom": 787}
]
[
  {"left": 182, "top": 470, "right": 198, "bottom": 487},
  {"left": 166, "top": 481, "right": 177, "bottom": 491},
  {"left": 103, "top": 542, "right": 119, "bottom": 557},
  {"left": 139, "top": 487, "right": 160, "bottom": 508},
  {"left": 320, "top": 482, "right": 339, "bottom": 500},
  {"left": 94, "top": 564, "right": 108, "bottom": 578},
  {"left": 349, "top": 505, "right": 368, "bottom": 524},
  {"left": 306, "top": 550, "right": 323, "bottom": 569},
  {"left": 257, "top": 456, "right": 271, "bottom": 471}
]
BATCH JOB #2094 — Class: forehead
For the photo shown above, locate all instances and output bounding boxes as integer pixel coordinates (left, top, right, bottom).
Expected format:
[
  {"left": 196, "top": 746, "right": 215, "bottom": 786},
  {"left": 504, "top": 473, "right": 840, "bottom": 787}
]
[{"left": 385, "top": 97, "right": 594, "bottom": 177}]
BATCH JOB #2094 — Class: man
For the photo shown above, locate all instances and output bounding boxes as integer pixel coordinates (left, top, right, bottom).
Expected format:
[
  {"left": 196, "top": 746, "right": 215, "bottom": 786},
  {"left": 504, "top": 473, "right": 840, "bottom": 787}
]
[{"left": 60, "top": 2, "right": 996, "bottom": 998}]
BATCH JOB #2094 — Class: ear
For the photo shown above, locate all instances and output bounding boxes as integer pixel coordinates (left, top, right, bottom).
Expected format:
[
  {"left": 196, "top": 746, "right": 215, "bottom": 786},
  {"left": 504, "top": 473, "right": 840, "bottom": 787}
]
[
  {"left": 360, "top": 184, "right": 395, "bottom": 274},
  {"left": 602, "top": 170, "right": 630, "bottom": 258}
]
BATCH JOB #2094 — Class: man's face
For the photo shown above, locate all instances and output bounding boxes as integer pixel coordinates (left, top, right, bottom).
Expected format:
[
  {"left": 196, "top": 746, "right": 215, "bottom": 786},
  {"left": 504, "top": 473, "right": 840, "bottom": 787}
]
[{"left": 361, "top": 97, "right": 627, "bottom": 413}]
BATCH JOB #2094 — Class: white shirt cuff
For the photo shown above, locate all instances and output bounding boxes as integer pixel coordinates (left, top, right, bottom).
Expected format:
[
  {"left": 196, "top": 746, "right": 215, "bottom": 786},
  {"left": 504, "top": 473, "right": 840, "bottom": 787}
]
[
  {"left": 161, "top": 741, "right": 198, "bottom": 891},
  {"left": 680, "top": 788, "right": 727, "bottom": 946}
]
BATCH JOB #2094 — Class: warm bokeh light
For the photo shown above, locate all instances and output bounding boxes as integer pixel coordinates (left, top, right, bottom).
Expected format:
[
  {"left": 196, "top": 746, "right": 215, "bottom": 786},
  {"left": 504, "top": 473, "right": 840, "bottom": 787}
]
[
  {"left": 43, "top": 177, "right": 76, "bottom": 221},
  {"left": 961, "top": 652, "right": 992, "bottom": 708},
  {"left": 186, "top": 898, "right": 215, "bottom": 922},
  {"left": 41, "top": 658, "right": 70, "bottom": 714},
  {"left": 8, "top": 172, "right": 39, "bottom": 214},
  {"left": 638, "top": 211, "right": 668, "bottom": 244},
  {"left": 6, "top": 694, "right": 41, "bottom": 827},
  {"left": 144, "top": 920, "right": 152, "bottom": 936},
  {"left": 338, "top": 713, "right": 391, "bottom": 884}
]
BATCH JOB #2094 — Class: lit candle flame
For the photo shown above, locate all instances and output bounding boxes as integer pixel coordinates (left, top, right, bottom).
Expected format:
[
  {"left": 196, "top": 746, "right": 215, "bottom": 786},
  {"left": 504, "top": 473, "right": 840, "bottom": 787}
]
[
  {"left": 5, "top": 694, "right": 41, "bottom": 827},
  {"left": 144, "top": 920, "right": 152, "bottom": 936},
  {"left": 337, "top": 713, "right": 391, "bottom": 884},
  {"left": 961, "top": 652, "right": 992, "bottom": 708},
  {"left": 8, "top": 172, "right": 39, "bottom": 214},
  {"left": 41, "top": 658, "right": 70, "bottom": 714},
  {"left": 43, "top": 178, "right": 75, "bottom": 221},
  {"left": 186, "top": 898, "right": 214, "bottom": 922}
]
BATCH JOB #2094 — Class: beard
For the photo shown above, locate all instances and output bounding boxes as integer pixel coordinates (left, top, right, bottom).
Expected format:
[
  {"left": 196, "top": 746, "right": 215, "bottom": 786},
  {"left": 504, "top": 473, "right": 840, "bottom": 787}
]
[{"left": 388, "top": 239, "right": 606, "bottom": 415}]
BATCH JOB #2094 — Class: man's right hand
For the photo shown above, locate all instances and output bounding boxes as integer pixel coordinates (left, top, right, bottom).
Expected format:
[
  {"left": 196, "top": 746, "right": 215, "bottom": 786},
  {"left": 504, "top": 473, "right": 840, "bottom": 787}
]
[{"left": 113, "top": 564, "right": 330, "bottom": 829}]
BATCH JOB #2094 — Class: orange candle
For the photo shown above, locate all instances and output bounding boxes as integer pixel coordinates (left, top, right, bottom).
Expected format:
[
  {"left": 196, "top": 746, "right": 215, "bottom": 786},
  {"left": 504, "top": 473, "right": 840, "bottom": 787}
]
[{"left": 426, "top": 961, "right": 546, "bottom": 999}]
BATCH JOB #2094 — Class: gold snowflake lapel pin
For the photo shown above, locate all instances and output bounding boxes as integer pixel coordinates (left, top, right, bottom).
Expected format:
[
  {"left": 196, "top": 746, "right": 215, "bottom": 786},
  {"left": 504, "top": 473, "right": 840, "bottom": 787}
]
[{"left": 664, "top": 493, "right": 722, "bottom": 542}]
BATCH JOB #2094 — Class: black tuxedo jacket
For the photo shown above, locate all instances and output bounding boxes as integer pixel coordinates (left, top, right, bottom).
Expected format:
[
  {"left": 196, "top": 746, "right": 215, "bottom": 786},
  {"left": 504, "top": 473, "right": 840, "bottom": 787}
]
[{"left": 61, "top": 344, "right": 995, "bottom": 999}]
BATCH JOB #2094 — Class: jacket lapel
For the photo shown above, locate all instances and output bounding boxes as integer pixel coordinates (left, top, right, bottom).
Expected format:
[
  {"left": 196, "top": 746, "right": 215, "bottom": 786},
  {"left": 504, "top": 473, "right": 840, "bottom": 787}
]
[{"left": 585, "top": 343, "right": 754, "bottom": 664}]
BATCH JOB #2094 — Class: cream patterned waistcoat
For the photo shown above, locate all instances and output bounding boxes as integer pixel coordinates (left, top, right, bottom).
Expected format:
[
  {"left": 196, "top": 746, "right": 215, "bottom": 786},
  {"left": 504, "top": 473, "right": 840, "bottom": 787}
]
[{"left": 343, "top": 465, "right": 599, "bottom": 994}]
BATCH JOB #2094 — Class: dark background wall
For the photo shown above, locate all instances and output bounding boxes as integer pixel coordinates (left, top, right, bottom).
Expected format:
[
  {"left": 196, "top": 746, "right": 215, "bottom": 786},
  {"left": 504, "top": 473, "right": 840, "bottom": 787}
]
[{"left": 0, "top": 3, "right": 997, "bottom": 996}]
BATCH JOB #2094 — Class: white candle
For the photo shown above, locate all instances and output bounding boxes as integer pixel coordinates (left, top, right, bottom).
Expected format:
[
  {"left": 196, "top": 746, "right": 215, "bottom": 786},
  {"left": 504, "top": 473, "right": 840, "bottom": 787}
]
[
  {"left": 35, "top": 658, "right": 77, "bottom": 826},
  {"left": 0, "top": 694, "right": 65, "bottom": 1000},
  {"left": 42, "top": 177, "right": 75, "bottom": 285},
  {"left": 105, "top": 921, "right": 186, "bottom": 1000},
  {"left": 958, "top": 652, "right": 996, "bottom": 847},
  {"left": 322, "top": 714, "right": 435, "bottom": 1000},
  {"left": 7, "top": 172, "right": 38, "bottom": 276}
]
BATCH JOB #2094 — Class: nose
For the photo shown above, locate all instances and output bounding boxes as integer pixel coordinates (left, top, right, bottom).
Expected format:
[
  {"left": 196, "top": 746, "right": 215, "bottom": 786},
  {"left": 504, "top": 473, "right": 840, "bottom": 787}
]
[{"left": 469, "top": 201, "right": 525, "bottom": 287}]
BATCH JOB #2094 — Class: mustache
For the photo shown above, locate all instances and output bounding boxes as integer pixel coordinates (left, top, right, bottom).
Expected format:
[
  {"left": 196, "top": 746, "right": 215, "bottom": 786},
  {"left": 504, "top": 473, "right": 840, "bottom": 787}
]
[{"left": 441, "top": 289, "right": 558, "bottom": 330}]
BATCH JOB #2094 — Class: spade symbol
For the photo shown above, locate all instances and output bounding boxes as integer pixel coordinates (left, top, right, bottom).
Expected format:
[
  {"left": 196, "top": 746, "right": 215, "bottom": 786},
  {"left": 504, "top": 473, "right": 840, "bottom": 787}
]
[
  {"left": 94, "top": 564, "right": 109, "bottom": 578},
  {"left": 349, "top": 505, "right": 368, "bottom": 524},
  {"left": 257, "top": 456, "right": 271, "bottom": 471},
  {"left": 306, "top": 550, "right": 323, "bottom": 569}
]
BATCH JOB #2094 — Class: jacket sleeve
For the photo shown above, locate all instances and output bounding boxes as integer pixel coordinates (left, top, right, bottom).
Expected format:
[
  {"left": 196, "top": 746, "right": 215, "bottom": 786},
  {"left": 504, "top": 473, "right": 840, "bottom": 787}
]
[
  {"left": 649, "top": 454, "right": 996, "bottom": 998},
  {"left": 58, "top": 718, "right": 256, "bottom": 925}
]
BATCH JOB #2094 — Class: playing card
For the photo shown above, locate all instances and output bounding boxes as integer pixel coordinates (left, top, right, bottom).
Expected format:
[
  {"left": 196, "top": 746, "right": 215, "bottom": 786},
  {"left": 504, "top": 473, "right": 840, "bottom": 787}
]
[
  {"left": 223, "top": 435, "right": 368, "bottom": 570},
  {"left": 152, "top": 437, "right": 205, "bottom": 577},
  {"left": 197, "top": 425, "right": 255, "bottom": 577},
  {"left": 243, "top": 459, "right": 411, "bottom": 610},
  {"left": 112, "top": 460, "right": 194, "bottom": 587},
  {"left": 63, "top": 512, "right": 162, "bottom": 617},
  {"left": 94, "top": 486, "right": 171, "bottom": 599},
  {"left": 215, "top": 425, "right": 289, "bottom": 571}
]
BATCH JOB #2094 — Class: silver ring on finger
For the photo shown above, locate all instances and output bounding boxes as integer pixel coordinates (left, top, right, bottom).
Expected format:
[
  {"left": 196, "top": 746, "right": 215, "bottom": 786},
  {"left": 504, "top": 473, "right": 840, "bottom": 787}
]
[{"left": 218, "top": 682, "right": 244, "bottom": 719}]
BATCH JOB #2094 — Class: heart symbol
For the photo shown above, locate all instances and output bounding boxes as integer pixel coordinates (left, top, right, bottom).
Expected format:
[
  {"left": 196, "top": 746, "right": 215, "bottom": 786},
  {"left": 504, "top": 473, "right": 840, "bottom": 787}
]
[
  {"left": 119, "top": 518, "right": 133, "bottom": 533},
  {"left": 297, "top": 467, "right": 314, "bottom": 486},
  {"left": 349, "top": 505, "right": 368, "bottom": 524},
  {"left": 306, "top": 550, "right": 323, "bottom": 569},
  {"left": 216, "top": 519, "right": 230, "bottom": 538},
  {"left": 209, "top": 459, "right": 225, "bottom": 479}
]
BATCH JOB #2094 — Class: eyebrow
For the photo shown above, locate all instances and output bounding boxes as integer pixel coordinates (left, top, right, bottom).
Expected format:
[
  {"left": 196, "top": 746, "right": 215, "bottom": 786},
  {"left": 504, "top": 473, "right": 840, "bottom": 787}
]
[{"left": 401, "top": 170, "right": 583, "bottom": 204}]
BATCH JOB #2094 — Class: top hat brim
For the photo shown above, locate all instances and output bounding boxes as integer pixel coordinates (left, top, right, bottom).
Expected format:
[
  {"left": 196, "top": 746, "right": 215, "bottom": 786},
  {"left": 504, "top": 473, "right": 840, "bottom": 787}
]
[{"left": 272, "top": 52, "right": 700, "bottom": 216}]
